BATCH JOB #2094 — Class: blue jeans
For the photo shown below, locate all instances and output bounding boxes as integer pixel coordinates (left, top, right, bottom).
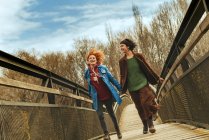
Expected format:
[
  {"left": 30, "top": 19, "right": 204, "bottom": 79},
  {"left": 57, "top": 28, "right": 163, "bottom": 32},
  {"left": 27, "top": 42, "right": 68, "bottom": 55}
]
[{"left": 97, "top": 98, "right": 119, "bottom": 134}]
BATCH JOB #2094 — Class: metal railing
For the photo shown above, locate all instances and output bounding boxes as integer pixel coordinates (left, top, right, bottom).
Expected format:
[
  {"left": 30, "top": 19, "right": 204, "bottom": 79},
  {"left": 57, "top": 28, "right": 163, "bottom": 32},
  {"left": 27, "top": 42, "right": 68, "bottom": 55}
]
[
  {"left": 157, "top": 0, "right": 209, "bottom": 129},
  {"left": 0, "top": 50, "right": 132, "bottom": 139},
  {"left": 0, "top": 50, "right": 90, "bottom": 105}
]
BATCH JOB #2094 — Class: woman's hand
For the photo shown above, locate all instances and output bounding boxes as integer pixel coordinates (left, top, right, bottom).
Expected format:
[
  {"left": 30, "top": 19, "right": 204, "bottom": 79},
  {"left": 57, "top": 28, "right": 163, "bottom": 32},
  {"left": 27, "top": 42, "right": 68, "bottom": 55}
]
[{"left": 158, "top": 77, "right": 164, "bottom": 84}]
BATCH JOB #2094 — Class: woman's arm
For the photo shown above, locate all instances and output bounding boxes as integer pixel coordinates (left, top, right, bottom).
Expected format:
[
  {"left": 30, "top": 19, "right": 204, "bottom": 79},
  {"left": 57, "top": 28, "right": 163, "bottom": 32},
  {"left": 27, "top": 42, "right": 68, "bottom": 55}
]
[{"left": 105, "top": 67, "right": 122, "bottom": 91}]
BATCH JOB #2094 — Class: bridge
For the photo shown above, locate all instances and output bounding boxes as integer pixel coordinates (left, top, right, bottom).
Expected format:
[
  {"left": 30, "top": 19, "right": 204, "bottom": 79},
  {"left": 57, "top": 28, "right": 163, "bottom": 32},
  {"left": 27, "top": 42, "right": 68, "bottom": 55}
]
[{"left": 0, "top": 0, "right": 209, "bottom": 139}]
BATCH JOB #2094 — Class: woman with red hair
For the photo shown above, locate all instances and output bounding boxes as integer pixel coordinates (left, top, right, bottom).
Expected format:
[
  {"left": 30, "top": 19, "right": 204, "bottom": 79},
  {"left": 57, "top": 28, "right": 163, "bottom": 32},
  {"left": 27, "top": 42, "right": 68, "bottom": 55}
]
[{"left": 84, "top": 49, "right": 122, "bottom": 140}]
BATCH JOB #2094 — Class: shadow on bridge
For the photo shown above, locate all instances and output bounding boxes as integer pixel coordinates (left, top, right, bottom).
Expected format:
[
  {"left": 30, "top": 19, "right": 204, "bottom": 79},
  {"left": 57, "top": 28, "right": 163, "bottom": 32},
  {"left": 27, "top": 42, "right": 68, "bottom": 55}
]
[{"left": 0, "top": 0, "right": 209, "bottom": 140}]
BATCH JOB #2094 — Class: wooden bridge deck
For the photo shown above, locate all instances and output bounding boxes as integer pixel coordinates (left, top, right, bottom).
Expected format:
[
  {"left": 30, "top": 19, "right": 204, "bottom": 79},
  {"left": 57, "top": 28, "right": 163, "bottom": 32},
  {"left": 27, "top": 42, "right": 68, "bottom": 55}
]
[{"left": 109, "top": 104, "right": 209, "bottom": 140}]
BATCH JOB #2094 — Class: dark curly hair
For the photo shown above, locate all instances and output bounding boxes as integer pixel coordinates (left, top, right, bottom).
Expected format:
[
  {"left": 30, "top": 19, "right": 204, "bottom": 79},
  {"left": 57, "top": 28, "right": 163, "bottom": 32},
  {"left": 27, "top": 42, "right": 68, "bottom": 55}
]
[{"left": 120, "top": 39, "right": 137, "bottom": 51}]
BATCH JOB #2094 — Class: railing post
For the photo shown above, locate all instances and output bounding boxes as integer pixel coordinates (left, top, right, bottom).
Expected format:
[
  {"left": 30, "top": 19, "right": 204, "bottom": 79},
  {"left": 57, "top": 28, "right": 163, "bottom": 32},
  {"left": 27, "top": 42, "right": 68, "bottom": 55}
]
[
  {"left": 185, "top": 53, "right": 195, "bottom": 65},
  {"left": 170, "top": 73, "right": 178, "bottom": 84},
  {"left": 75, "top": 85, "right": 82, "bottom": 107},
  {"left": 180, "top": 59, "right": 190, "bottom": 72},
  {"left": 47, "top": 78, "right": 55, "bottom": 104},
  {"left": 35, "top": 78, "right": 49, "bottom": 103},
  {"left": 177, "top": 45, "right": 191, "bottom": 72}
]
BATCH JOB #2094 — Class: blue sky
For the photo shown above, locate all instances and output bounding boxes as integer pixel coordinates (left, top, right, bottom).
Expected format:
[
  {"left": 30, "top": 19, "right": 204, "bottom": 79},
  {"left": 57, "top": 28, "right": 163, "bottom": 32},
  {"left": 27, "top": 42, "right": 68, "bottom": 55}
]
[{"left": 0, "top": 0, "right": 172, "bottom": 55}]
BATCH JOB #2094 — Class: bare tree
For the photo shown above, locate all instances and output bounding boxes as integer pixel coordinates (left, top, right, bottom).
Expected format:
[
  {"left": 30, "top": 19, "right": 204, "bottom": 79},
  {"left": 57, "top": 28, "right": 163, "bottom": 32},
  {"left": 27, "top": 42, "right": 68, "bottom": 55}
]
[{"left": 104, "top": 24, "right": 121, "bottom": 79}]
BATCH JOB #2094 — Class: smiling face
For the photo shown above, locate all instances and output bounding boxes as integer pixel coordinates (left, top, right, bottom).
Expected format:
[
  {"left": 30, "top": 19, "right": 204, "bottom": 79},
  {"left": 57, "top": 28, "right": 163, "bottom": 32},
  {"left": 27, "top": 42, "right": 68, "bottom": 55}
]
[
  {"left": 88, "top": 54, "right": 97, "bottom": 66},
  {"left": 120, "top": 43, "right": 129, "bottom": 54}
]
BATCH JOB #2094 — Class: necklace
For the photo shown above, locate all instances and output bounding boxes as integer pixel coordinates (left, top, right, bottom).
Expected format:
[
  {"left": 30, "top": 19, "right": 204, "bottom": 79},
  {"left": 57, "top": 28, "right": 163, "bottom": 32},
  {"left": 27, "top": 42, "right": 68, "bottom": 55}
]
[{"left": 91, "top": 67, "right": 100, "bottom": 83}]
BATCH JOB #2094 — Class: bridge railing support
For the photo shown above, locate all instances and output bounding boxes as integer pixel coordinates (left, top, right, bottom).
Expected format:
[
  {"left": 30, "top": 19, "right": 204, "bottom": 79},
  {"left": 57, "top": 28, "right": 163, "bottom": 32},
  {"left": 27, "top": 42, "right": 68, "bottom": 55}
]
[
  {"left": 0, "top": 49, "right": 132, "bottom": 139},
  {"left": 157, "top": 0, "right": 209, "bottom": 129}
]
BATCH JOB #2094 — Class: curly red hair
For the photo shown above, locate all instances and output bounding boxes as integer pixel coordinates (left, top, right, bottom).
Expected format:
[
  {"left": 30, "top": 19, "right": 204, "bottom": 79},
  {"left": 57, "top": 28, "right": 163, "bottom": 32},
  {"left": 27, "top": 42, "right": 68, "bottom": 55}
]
[{"left": 86, "top": 48, "right": 105, "bottom": 65}]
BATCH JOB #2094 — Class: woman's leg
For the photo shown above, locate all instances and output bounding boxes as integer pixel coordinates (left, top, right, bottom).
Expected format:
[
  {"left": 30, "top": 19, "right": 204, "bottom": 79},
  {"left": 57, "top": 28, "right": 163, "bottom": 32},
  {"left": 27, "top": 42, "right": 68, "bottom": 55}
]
[
  {"left": 129, "top": 92, "right": 148, "bottom": 134},
  {"left": 104, "top": 99, "right": 119, "bottom": 130},
  {"left": 129, "top": 92, "right": 145, "bottom": 120},
  {"left": 97, "top": 100, "right": 108, "bottom": 135},
  {"left": 139, "top": 85, "right": 158, "bottom": 133},
  {"left": 104, "top": 99, "right": 122, "bottom": 139}
]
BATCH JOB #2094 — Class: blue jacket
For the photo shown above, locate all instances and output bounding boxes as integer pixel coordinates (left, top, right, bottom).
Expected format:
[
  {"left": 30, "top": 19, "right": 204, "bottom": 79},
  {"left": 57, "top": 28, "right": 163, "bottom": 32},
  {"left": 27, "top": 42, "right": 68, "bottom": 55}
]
[{"left": 84, "top": 65, "right": 122, "bottom": 111}]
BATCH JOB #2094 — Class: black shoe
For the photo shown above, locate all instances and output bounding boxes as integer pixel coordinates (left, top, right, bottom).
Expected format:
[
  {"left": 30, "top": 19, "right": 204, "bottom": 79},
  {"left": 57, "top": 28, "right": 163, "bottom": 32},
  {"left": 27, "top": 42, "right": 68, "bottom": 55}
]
[
  {"left": 142, "top": 120, "right": 148, "bottom": 134},
  {"left": 116, "top": 130, "right": 122, "bottom": 139},
  {"left": 103, "top": 133, "right": 111, "bottom": 140},
  {"left": 143, "top": 126, "right": 148, "bottom": 134}
]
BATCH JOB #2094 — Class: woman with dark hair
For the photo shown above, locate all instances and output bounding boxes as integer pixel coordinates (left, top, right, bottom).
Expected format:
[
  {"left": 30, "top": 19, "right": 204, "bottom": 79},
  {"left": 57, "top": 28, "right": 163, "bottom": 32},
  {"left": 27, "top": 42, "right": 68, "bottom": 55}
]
[
  {"left": 119, "top": 39, "right": 163, "bottom": 134},
  {"left": 84, "top": 48, "right": 122, "bottom": 140}
]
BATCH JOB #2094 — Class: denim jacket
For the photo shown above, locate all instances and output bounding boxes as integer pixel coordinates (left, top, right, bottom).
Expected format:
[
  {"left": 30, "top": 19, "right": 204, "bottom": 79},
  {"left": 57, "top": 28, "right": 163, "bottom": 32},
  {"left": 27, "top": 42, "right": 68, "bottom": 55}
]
[{"left": 84, "top": 65, "right": 122, "bottom": 111}]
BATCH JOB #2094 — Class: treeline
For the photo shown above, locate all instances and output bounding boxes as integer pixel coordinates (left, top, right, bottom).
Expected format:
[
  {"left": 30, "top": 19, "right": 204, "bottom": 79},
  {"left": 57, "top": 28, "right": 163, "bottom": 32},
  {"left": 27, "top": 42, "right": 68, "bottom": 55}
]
[{"left": 2, "top": 0, "right": 208, "bottom": 103}]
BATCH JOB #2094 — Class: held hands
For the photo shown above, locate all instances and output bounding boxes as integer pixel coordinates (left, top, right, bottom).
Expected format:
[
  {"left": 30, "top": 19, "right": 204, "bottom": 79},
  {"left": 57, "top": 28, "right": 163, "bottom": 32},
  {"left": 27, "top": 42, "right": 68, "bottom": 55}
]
[{"left": 158, "top": 77, "right": 164, "bottom": 84}]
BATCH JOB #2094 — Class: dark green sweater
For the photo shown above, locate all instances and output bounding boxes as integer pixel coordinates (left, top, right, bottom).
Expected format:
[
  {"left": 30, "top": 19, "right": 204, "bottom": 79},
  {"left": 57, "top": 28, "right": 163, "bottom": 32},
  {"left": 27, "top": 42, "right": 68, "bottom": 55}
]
[{"left": 127, "top": 57, "right": 148, "bottom": 92}]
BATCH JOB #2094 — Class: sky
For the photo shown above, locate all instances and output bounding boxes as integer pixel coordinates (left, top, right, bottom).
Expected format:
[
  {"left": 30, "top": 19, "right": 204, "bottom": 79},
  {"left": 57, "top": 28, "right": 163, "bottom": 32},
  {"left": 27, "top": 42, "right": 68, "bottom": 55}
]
[{"left": 0, "top": 0, "right": 172, "bottom": 55}]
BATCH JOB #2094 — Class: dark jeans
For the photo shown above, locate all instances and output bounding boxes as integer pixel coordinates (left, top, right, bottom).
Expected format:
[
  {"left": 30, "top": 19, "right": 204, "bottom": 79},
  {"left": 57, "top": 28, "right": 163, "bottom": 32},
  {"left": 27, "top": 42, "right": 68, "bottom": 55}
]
[{"left": 96, "top": 98, "right": 119, "bottom": 134}]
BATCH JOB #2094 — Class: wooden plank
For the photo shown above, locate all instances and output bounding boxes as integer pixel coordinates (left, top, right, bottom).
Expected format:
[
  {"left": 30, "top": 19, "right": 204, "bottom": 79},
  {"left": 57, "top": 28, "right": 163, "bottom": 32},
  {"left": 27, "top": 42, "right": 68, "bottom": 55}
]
[
  {"left": 0, "top": 77, "right": 60, "bottom": 94},
  {"left": 0, "top": 78, "right": 92, "bottom": 103},
  {"left": 61, "top": 91, "right": 92, "bottom": 103},
  {"left": 104, "top": 104, "right": 209, "bottom": 140},
  {"left": 0, "top": 100, "right": 94, "bottom": 111}
]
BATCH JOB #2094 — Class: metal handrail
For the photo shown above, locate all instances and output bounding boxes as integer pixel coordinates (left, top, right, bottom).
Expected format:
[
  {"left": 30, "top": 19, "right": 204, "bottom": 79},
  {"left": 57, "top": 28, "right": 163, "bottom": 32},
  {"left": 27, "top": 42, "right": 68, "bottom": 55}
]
[
  {"left": 0, "top": 50, "right": 89, "bottom": 96},
  {"left": 156, "top": 0, "right": 209, "bottom": 129},
  {"left": 161, "top": 0, "right": 206, "bottom": 78},
  {"left": 158, "top": 0, "right": 209, "bottom": 96},
  {"left": 157, "top": 13, "right": 209, "bottom": 99},
  {"left": 0, "top": 50, "right": 90, "bottom": 105}
]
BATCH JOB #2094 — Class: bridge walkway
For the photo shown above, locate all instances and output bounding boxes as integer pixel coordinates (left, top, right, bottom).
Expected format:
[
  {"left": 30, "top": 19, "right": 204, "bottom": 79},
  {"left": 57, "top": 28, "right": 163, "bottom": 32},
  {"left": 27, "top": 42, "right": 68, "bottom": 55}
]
[{"left": 107, "top": 104, "right": 209, "bottom": 140}]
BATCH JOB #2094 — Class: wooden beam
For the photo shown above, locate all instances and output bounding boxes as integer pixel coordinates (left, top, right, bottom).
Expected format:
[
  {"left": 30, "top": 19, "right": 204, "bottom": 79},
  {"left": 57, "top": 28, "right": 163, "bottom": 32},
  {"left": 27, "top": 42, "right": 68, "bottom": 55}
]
[{"left": 0, "top": 78, "right": 92, "bottom": 103}]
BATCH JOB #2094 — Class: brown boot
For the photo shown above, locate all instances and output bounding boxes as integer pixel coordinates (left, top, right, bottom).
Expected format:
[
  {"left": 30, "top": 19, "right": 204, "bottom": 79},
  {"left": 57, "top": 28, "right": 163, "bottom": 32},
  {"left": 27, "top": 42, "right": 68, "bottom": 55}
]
[
  {"left": 149, "top": 125, "right": 156, "bottom": 133},
  {"left": 148, "top": 116, "right": 156, "bottom": 133}
]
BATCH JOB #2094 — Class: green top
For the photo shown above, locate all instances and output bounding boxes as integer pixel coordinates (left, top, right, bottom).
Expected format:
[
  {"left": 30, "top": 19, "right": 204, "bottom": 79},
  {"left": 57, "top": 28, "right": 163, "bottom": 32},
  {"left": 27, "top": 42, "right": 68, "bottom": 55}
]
[{"left": 127, "top": 57, "right": 148, "bottom": 92}]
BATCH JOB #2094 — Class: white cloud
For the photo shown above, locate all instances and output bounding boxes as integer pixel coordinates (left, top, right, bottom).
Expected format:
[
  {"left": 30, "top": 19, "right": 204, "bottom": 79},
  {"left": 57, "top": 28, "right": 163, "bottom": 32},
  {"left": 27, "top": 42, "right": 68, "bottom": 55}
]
[
  {"left": 57, "top": 0, "right": 170, "bottom": 31},
  {"left": 0, "top": 30, "right": 75, "bottom": 55},
  {"left": 0, "top": 0, "right": 172, "bottom": 54},
  {"left": 0, "top": 0, "right": 40, "bottom": 40},
  {"left": 53, "top": 16, "right": 79, "bottom": 25},
  {"left": 79, "top": 17, "right": 135, "bottom": 44}
]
